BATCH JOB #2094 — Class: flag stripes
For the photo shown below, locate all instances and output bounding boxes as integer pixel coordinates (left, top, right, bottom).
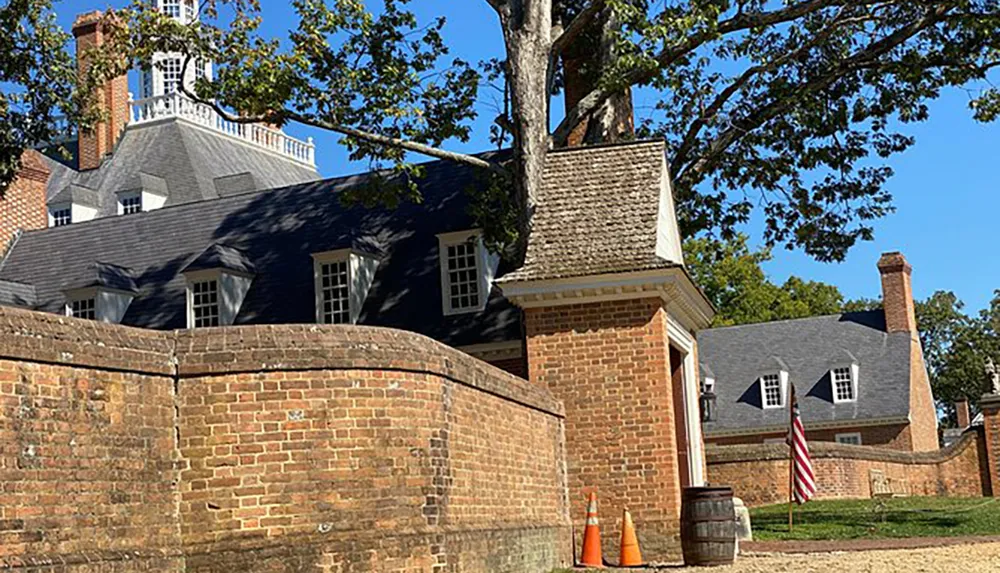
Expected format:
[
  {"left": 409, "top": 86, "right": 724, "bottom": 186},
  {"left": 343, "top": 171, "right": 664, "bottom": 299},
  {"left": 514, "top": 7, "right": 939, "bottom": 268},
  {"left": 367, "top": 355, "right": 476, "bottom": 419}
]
[{"left": 791, "top": 395, "right": 816, "bottom": 504}]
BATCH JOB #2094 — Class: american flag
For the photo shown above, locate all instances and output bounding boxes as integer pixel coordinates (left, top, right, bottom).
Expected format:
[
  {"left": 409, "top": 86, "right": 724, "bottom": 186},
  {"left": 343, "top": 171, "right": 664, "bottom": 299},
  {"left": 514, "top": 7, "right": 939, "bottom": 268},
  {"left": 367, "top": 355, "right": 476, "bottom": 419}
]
[{"left": 791, "top": 388, "right": 816, "bottom": 504}]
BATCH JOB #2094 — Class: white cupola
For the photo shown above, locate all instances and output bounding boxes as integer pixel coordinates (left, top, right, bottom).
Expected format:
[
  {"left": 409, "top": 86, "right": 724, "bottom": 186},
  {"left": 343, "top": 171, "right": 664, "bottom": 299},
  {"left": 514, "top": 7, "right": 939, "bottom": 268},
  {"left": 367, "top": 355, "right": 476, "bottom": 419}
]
[{"left": 138, "top": 0, "right": 213, "bottom": 99}]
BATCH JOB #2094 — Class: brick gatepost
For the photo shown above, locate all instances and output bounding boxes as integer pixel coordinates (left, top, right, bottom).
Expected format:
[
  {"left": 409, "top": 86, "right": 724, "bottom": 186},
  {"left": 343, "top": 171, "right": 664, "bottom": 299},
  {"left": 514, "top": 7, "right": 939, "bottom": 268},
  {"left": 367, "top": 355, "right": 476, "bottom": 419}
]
[
  {"left": 981, "top": 393, "right": 1000, "bottom": 497},
  {"left": 523, "top": 297, "right": 681, "bottom": 561}
]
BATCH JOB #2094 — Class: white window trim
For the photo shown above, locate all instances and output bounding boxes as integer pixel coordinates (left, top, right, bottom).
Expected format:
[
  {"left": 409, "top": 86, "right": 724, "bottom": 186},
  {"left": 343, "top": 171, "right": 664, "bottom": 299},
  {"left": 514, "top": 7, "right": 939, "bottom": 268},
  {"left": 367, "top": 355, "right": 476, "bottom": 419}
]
[
  {"left": 49, "top": 204, "right": 72, "bottom": 227},
  {"left": 831, "top": 363, "right": 860, "bottom": 404},
  {"left": 437, "top": 229, "right": 497, "bottom": 316},
  {"left": 185, "top": 269, "right": 222, "bottom": 328},
  {"left": 117, "top": 191, "right": 143, "bottom": 215},
  {"left": 835, "top": 432, "right": 863, "bottom": 446},
  {"left": 702, "top": 377, "right": 715, "bottom": 395},
  {"left": 760, "top": 370, "right": 789, "bottom": 410},
  {"left": 313, "top": 249, "right": 353, "bottom": 325},
  {"left": 65, "top": 287, "right": 98, "bottom": 320}
]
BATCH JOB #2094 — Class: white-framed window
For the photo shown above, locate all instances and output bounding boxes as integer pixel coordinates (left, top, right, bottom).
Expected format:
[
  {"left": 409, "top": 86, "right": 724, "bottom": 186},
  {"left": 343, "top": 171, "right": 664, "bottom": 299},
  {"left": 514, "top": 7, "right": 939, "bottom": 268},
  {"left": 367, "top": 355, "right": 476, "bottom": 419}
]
[
  {"left": 760, "top": 372, "right": 787, "bottom": 409},
  {"left": 835, "top": 432, "right": 862, "bottom": 446},
  {"left": 184, "top": 0, "right": 197, "bottom": 21},
  {"left": 189, "top": 279, "right": 220, "bottom": 328},
  {"left": 831, "top": 364, "right": 859, "bottom": 403},
  {"left": 162, "top": 58, "right": 182, "bottom": 94},
  {"left": 51, "top": 207, "right": 72, "bottom": 227},
  {"left": 118, "top": 192, "right": 142, "bottom": 215},
  {"left": 438, "top": 230, "right": 497, "bottom": 316},
  {"left": 161, "top": 0, "right": 182, "bottom": 18},
  {"left": 195, "top": 57, "right": 207, "bottom": 82},
  {"left": 311, "top": 249, "right": 378, "bottom": 325},
  {"left": 67, "top": 297, "right": 96, "bottom": 320},
  {"left": 318, "top": 258, "right": 351, "bottom": 324}
]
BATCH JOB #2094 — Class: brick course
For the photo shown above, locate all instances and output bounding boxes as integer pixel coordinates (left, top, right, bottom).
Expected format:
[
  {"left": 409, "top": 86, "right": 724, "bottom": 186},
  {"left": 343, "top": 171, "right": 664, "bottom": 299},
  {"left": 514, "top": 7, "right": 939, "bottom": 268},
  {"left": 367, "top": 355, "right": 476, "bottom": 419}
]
[
  {"left": 524, "top": 297, "right": 683, "bottom": 562},
  {"left": 0, "top": 151, "right": 49, "bottom": 252},
  {"left": 707, "top": 430, "right": 992, "bottom": 507},
  {"left": 0, "top": 307, "right": 571, "bottom": 572},
  {"left": 708, "top": 423, "right": 913, "bottom": 450}
]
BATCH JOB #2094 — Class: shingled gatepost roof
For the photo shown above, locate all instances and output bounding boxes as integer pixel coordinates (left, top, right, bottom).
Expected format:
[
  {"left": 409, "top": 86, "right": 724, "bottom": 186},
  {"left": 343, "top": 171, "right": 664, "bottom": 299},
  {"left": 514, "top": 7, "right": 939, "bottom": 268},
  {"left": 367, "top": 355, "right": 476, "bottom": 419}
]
[{"left": 501, "top": 140, "right": 685, "bottom": 283}]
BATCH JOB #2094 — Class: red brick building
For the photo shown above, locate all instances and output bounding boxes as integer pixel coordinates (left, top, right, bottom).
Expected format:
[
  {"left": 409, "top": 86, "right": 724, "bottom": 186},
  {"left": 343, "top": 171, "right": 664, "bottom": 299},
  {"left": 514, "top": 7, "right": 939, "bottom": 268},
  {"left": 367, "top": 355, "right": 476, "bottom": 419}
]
[{"left": 699, "top": 252, "right": 939, "bottom": 452}]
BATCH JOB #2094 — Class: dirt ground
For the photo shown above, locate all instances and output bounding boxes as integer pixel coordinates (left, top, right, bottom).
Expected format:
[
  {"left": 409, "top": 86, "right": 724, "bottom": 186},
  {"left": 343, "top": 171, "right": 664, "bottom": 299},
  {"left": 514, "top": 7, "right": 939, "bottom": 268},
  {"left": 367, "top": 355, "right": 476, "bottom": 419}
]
[{"left": 584, "top": 540, "right": 1000, "bottom": 572}]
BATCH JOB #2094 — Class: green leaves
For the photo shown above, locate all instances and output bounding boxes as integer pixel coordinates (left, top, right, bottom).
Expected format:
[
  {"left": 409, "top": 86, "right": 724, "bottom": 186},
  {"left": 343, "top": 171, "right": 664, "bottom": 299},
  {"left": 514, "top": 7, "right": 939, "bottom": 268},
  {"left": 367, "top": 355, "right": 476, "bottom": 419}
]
[{"left": 0, "top": 0, "right": 95, "bottom": 190}]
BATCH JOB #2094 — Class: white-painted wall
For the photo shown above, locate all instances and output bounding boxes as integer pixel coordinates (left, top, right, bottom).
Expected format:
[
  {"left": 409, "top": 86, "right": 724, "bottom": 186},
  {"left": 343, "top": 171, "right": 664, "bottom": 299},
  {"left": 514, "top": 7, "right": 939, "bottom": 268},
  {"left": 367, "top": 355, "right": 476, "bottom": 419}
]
[
  {"left": 655, "top": 155, "right": 685, "bottom": 265},
  {"left": 97, "top": 290, "right": 135, "bottom": 323},
  {"left": 219, "top": 272, "right": 253, "bottom": 326}
]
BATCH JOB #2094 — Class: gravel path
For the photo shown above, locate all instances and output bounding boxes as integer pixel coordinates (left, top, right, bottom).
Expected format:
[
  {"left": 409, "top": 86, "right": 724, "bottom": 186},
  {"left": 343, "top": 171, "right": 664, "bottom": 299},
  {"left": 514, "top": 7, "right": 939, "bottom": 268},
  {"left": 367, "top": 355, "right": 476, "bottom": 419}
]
[{"left": 585, "top": 541, "right": 1000, "bottom": 572}]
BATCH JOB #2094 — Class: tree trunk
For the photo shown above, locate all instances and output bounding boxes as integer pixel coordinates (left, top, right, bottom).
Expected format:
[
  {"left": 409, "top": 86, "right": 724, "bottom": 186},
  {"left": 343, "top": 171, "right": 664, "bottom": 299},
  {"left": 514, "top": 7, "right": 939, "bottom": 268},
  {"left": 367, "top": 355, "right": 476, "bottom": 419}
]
[
  {"left": 561, "top": 8, "right": 634, "bottom": 147},
  {"left": 497, "top": 0, "right": 553, "bottom": 259}
]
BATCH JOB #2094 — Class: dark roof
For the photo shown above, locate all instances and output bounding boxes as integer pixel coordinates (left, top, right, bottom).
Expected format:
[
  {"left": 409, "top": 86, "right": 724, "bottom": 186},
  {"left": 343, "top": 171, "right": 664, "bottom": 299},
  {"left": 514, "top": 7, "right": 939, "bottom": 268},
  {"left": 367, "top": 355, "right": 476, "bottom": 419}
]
[
  {"left": 41, "top": 118, "right": 319, "bottom": 217},
  {"left": 501, "top": 140, "right": 682, "bottom": 282},
  {"left": 183, "top": 244, "right": 256, "bottom": 275},
  {"left": 699, "top": 310, "right": 914, "bottom": 434},
  {"left": 1, "top": 153, "right": 520, "bottom": 347},
  {"left": 0, "top": 280, "right": 36, "bottom": 308},
  {"left": 61, "top": 262, "right": 140, "bottom": 293},
  {"left": 49, "top": 183, "right": 99, "bottom": 208}
]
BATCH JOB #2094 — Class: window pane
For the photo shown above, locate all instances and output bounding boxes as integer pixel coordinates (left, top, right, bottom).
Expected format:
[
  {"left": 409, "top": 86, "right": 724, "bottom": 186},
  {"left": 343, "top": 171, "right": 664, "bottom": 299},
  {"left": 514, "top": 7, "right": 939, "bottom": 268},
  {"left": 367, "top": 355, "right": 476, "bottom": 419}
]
[
  {"left": 762, "top": 374, "right": 782, "bottom": 407},
  {"left": 53, "top": 209, "right": 71, "bottom": 227},
  {"left": 191, "top": 280, "right": 220, "bottom": 327},
  {"left": 69, "top": 298, "right": 96, "bottom": 321},
  {"left": 319, "top": 260, "right": 351, "bottom": 324},
  {"left": 833, "top": 367, "right": 855, "bottom": 401},
  {"left": 120, "top": 194, "right": 142, "bottom": 215},
  {"left": 162, "top": 58, "right": 182, "bottom": 94},
  {"left": 444, "top": 240, "right": 481, "bottom": 312}
]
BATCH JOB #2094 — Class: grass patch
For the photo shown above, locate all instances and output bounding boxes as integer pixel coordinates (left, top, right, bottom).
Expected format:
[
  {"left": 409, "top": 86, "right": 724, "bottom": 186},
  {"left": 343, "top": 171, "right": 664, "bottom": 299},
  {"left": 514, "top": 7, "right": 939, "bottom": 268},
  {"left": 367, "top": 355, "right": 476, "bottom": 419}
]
[{"left": 751, "top": 496, "right": 1000, "bottom": 541}]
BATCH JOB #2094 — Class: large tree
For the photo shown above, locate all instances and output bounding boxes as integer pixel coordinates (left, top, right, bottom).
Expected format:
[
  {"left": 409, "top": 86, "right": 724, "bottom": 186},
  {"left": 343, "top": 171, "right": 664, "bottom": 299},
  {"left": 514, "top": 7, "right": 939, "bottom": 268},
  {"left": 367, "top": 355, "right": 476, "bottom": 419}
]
[
  {"left": 11, "top": 0, "right": 1000, "bottom": 261},
  {"left": 0, "top": 0, "right": 96, "bottom": 190}
]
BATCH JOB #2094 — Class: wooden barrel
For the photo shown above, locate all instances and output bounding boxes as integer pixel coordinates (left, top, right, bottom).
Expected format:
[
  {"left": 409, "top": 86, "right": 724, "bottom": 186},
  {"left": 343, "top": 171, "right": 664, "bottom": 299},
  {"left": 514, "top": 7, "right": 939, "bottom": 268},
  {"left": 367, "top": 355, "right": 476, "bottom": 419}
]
[{"left": 681, "top": 486, "right": 737, "bottom": 566}]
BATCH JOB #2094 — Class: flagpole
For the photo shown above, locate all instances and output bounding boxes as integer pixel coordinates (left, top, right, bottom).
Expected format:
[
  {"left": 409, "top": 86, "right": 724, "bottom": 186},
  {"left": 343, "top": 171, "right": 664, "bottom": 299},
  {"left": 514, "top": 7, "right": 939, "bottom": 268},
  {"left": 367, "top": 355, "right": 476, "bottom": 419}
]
[{"left": 788, "top": 383, "right": 795, "bottom": 533}]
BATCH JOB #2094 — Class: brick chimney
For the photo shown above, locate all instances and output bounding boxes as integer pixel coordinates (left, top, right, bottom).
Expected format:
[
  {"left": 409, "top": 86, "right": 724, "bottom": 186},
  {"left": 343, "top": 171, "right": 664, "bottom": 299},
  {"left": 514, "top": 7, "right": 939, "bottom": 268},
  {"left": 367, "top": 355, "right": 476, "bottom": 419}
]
[
  {"left": 956, "top": 398, "right": 971, "bottom": 429},
  {"left": 877, "top": 252, "right": 918, "bottom": 335},
  {"left": 73, "top": 11, "right": 129, "bottom": 171},
  {"left": 0, "top": 151, "right": 50, "bottom": 251}
]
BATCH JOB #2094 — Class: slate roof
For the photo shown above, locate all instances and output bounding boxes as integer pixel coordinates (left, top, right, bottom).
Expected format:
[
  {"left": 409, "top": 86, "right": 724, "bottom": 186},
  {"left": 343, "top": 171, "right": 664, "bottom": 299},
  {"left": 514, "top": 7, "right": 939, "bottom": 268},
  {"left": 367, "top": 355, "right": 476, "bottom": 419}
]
[
  {"left": 0, "top": 280, "right": 36, "bottom": 308},
  {"left": 62, "top": 262, "right": 140, "bottom": 293},
  {"left": 699, "top": 310, "right": 914, "bottom": 434},
  {"left": 0, "top": 152, "right": 521, "bottom": 348},
  {"left": 41, "top": 118, "right": 319, "bottom": 217},
  {"left": 183, "top": 244, "right": 257, "bottom": 275},
  {"left": 501, "top": 140, "right": 680, "bottom": 283}
]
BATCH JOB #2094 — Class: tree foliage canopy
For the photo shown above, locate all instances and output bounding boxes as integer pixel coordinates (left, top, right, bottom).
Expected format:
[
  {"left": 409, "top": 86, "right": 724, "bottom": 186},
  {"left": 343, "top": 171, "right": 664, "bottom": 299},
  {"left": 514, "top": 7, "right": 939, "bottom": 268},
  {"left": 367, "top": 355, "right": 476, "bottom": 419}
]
[
  {"left": 0, "top": 0, "right": 95, "bottom": 190},
  {"left": 69, "top": 0, "right": 1000, "bottom": 261}
]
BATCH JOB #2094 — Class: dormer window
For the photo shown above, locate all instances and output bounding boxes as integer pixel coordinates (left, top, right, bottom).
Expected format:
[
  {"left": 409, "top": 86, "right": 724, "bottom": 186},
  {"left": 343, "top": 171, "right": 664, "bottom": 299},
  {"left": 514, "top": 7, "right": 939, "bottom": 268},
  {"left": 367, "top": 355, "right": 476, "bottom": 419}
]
[
  {"left": 438, "top": 230, "right": 499, "bottom": 316},
  {"left": 312, "top": 249, "right": 379, "bottom": 325},
  {"left": 182, "top": 244, "right": 256, "bottom": 328},
  {"left": 189, "top": 279, "right": 221, "bottom": 328},
  {"left": 760, "top": 371, "right": 788, "bottom": 409},
  {"left": 50, "top": 206, "right": 72, "bottom": 227},
  {"left": 67, "top": 297, "right": 96, "bottom": 320},
  {"left": 832, "top": 364, "right": 859, "bottom": 403},
  {"left": 119, "top": 192, "right": 142, "bottom": 215}
]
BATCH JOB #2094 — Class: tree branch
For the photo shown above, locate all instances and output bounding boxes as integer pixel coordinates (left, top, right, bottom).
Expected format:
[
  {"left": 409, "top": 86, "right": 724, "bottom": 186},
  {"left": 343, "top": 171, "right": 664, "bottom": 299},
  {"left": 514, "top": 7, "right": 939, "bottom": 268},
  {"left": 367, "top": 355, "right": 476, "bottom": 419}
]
[
  {"left": 551, "top": 0, "right": 886, "bottom": 145},
  {"left": 551, "top": 0, "right": 605, "bottom": 57},
  {"left": 177, "top": 57, "right": 509, "bottom": 179},
  {"left": 671, "top": 8, "right": 872, "bottom": 175},
  {"left": 673, "top": 6, "right": 949, "bottom": 188}
]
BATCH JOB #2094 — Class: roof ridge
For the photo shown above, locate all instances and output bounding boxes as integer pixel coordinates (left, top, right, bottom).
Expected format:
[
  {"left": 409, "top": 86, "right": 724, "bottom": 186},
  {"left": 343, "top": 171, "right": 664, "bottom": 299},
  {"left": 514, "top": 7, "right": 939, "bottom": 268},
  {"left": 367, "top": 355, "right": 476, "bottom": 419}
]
[
  {"left": 706, "top": 309, "right": 885, "bottom": 332},
  {"left": 547, "top": 138, "right": 664, "bottom": 155}
]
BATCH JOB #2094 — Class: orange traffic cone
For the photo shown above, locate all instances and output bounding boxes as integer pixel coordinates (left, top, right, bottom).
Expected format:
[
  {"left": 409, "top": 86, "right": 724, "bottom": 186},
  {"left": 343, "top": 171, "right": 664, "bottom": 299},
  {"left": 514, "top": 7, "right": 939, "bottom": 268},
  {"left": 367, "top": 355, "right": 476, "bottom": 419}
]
[
  {"left": 619, "top": 507, "right": 643, "bottom": 567},
  {"left": 579, "top": 492, "right": 603, "bottom": 568}
]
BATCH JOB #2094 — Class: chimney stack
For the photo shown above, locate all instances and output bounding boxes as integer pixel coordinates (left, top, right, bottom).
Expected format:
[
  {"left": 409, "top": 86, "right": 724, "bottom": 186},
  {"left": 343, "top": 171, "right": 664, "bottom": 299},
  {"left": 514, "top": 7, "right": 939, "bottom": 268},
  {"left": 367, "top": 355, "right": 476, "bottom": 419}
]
[
  {"left": 956, "top": 398, "right": 971, "bottom": 429},
  {"left": 877, "top": 252, "right": 918, "bottom": 335},
  {"left": 72, "top": 11, "right": 129, "bottom": 171}
]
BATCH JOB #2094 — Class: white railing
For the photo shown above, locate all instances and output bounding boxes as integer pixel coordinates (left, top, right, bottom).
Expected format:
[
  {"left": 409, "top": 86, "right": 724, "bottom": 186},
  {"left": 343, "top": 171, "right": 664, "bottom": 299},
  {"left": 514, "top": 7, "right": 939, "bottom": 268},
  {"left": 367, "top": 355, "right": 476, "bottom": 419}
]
[{"left": 130, "top": 93, "right": 316, "bottom": 167}]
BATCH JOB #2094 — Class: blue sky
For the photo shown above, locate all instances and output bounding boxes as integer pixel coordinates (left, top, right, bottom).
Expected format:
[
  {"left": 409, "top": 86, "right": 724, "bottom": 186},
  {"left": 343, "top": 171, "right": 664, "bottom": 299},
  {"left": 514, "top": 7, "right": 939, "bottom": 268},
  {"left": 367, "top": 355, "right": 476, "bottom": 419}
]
[{"left": 56, "top": 1, "right": 1000, "bottom": 313}]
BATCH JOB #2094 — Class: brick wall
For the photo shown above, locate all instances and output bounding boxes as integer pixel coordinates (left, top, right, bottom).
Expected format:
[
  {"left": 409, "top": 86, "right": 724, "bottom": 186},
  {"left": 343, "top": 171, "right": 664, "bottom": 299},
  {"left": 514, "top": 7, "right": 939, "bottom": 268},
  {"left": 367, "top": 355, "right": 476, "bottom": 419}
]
[
  {"left": 982, "top": 395, "right": 1000, "bottom": 498},
  {"left": 707, "top": 430, "right": 992, "bottom": 507},
  {"left": 0, "top": 307, "right": 571, "bottom": 572},
  {"left": 0, "top": 151, "right": 49, "bottom": 251},
  {"left": 524, "top": 297, "right": 683, "bottom": 562},
  {"left": 708, "top": 423, "right": 912, "bottom": 450}
]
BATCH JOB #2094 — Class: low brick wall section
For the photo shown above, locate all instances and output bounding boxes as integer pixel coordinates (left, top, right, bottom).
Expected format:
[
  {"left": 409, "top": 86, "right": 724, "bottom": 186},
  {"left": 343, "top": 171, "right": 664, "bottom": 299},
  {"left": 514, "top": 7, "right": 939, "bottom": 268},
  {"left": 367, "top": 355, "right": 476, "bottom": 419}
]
[
  {"left": 0, "top": 308, "right": 571, "bottom": 572},
  {"left": 707, "top": 430, "right": 992, "bottom": 507}
]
